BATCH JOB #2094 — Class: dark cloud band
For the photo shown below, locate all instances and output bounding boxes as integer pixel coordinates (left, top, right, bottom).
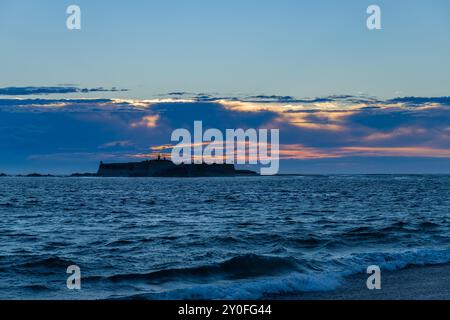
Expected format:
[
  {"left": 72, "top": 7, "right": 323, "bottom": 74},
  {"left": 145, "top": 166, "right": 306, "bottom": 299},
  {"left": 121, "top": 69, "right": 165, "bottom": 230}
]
[{"left": 0, "top": 86, "right": 128, "bottom": 96}]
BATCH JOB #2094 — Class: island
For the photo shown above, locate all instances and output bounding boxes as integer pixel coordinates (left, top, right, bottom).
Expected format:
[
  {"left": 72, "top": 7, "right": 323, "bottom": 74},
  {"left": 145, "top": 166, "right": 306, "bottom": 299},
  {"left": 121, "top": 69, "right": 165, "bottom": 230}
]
[
  {"left": 70, "top": 173, "right": 98, "bottom": 177},
  {"left": 97, "top": 157, "right": 258, "bottom": 177},
  {"left": 26, "top": 173, "right": 54, "bottom": 177}
]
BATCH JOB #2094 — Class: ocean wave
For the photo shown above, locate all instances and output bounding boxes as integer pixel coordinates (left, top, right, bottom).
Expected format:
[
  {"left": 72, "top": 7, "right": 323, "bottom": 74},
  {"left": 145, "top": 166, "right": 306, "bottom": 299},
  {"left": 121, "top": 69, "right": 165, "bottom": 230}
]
[
  {"left": 125, "top": 272, "right": 340, "bottom": 300},
  {"left": 97, "top": 254, "right": 300, "bottom": 284},
  {"left": 340, "top": 247, "right": 450, "bottom": 274},
  {"left": 105, "top": 239, "right": 136, "bottom": 247},
  {"left": 112, "top": 248, "right": 450, "bottom": 300},
  {"left": 2, "top": 175, "right": 450, "bottom": 299},
  {"left": 418, "top": 222, "right": 440, "bottom": 229},
  {"left": 24, "top": 284, "right": 50, "bottom": 292},
  {"left": 16, "top": 256, "right": 76, "bottom": 270}
]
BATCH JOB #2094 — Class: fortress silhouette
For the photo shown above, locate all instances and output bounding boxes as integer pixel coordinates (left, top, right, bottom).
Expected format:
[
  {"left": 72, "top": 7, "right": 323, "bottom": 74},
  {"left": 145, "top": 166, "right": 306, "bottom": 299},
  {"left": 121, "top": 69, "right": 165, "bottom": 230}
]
[{"left": 97, "top": 156, "right": 257, "bottom": 177}]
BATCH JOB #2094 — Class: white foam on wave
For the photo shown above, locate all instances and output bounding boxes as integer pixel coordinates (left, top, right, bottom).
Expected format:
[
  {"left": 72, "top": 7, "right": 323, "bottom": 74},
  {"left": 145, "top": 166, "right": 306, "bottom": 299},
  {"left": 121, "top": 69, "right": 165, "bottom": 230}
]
[
  {"left": 144, "top": 272, "right": 341, "bottom": 300},
  {"left": 340, "top": 247, "right": 450, "bottom": 275}
]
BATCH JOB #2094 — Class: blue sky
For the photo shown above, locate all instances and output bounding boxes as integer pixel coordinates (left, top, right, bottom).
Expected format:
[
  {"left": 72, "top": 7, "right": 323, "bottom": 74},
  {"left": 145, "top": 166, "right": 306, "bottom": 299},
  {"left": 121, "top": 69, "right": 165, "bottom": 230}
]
[
  {"left": 1, "top": 0, "right": 450, "bottom": 97},
  {"left": 0, "top": 1, "right": 450, "bottom": 173}
]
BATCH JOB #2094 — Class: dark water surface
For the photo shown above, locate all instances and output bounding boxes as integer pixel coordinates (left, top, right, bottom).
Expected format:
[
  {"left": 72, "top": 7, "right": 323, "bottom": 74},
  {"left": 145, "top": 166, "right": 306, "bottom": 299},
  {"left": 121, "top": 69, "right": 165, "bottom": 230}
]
[{"left": 0, "top": 175, "right": 449, "bottom": 299}]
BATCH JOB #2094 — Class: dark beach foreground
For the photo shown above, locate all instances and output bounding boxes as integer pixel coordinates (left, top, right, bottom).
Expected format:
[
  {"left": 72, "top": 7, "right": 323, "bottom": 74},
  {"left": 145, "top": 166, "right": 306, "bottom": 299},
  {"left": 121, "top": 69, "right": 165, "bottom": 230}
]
[{"left": 291, "top": 263, "right": 450, "bottom": 300}]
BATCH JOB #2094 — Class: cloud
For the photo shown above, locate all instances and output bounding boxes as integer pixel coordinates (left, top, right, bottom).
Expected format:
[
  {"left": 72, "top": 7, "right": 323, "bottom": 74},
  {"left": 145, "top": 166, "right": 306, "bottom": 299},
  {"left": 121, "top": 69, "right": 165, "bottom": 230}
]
[
  {"left": 99, "top": 140, "right": 135, "bottom": 149},
  {"left": 1, "top": 93, "right": 450, "bottom": 173},
  {"left": 386, "top": 96, "right": 450, "bottom": 106},
  {"left": 0, "top": 86, "right": 128, "bottom": 96},
  {"left": 131, "top": 115, "right": 160, "bottom": 128},
  {"left": 0, "top": 98, "right": 143, "bottom": 113},
  {"left": 247, "top": 95, "right": 295, "bottom": 102},
  {"left": 167, "top": 92, "right": 190, "bottom": 96},
  {"left": 339, "top": 146, "right": 450, "bottom": 158}
]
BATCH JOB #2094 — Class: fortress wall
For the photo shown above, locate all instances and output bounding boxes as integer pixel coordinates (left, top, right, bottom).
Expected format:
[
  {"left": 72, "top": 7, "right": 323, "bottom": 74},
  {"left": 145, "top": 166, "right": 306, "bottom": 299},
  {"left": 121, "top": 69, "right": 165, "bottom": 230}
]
[{"left": 97, "top": 160, "right": 244, "bottom": 177}]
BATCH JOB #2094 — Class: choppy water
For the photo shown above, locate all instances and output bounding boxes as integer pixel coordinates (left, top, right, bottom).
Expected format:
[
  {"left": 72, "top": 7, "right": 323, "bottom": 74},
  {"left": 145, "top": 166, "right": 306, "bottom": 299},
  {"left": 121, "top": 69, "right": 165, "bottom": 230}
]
[{"left": 0, "top": 175, "right": 449, "bottom": 300}]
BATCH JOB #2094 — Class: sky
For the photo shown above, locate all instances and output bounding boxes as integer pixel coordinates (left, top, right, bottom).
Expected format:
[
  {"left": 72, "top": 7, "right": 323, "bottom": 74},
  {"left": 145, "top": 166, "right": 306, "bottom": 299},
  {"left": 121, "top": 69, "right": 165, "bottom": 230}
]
[{"left": 0, "top": 0, "right": 449, "bottom": 174}]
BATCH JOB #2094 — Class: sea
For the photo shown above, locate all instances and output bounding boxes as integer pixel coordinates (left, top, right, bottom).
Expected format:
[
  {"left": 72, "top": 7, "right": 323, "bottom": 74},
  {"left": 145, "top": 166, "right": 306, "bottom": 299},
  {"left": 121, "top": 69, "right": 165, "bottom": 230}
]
[{"left": 0, "top": 175, "right": 449, "bottom": 300}]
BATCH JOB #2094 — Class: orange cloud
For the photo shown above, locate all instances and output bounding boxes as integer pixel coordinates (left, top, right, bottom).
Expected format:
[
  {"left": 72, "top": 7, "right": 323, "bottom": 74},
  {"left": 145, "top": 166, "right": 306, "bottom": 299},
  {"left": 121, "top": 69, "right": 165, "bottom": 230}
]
[
  {"left": 363, "top": 127, "right": 428, "bottom": 142},
  {"left": 150, "top": 144, "right": 174, "bottom": 151},
  {"left": 278, "top": 144, "right": 342, "bottom": 159},
  {"left": 142, "top": 142, "right": 450, "bottom": 162},
  {"left": 275, "top": 112, "right": 351, "bottom": 131},
  {"left": 218, "top": 100, "right": 356, "bottom": 131},
  {"left": 131, "top": 115, "right": 160, "bottom": 128}
]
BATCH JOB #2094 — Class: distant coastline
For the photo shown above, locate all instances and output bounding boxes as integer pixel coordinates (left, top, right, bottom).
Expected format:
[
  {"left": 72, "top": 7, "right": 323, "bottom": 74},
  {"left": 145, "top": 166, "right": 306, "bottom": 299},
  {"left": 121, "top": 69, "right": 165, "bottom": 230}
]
[{"left": 2, "top": 172, "right": 450, "bottom": 177}]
